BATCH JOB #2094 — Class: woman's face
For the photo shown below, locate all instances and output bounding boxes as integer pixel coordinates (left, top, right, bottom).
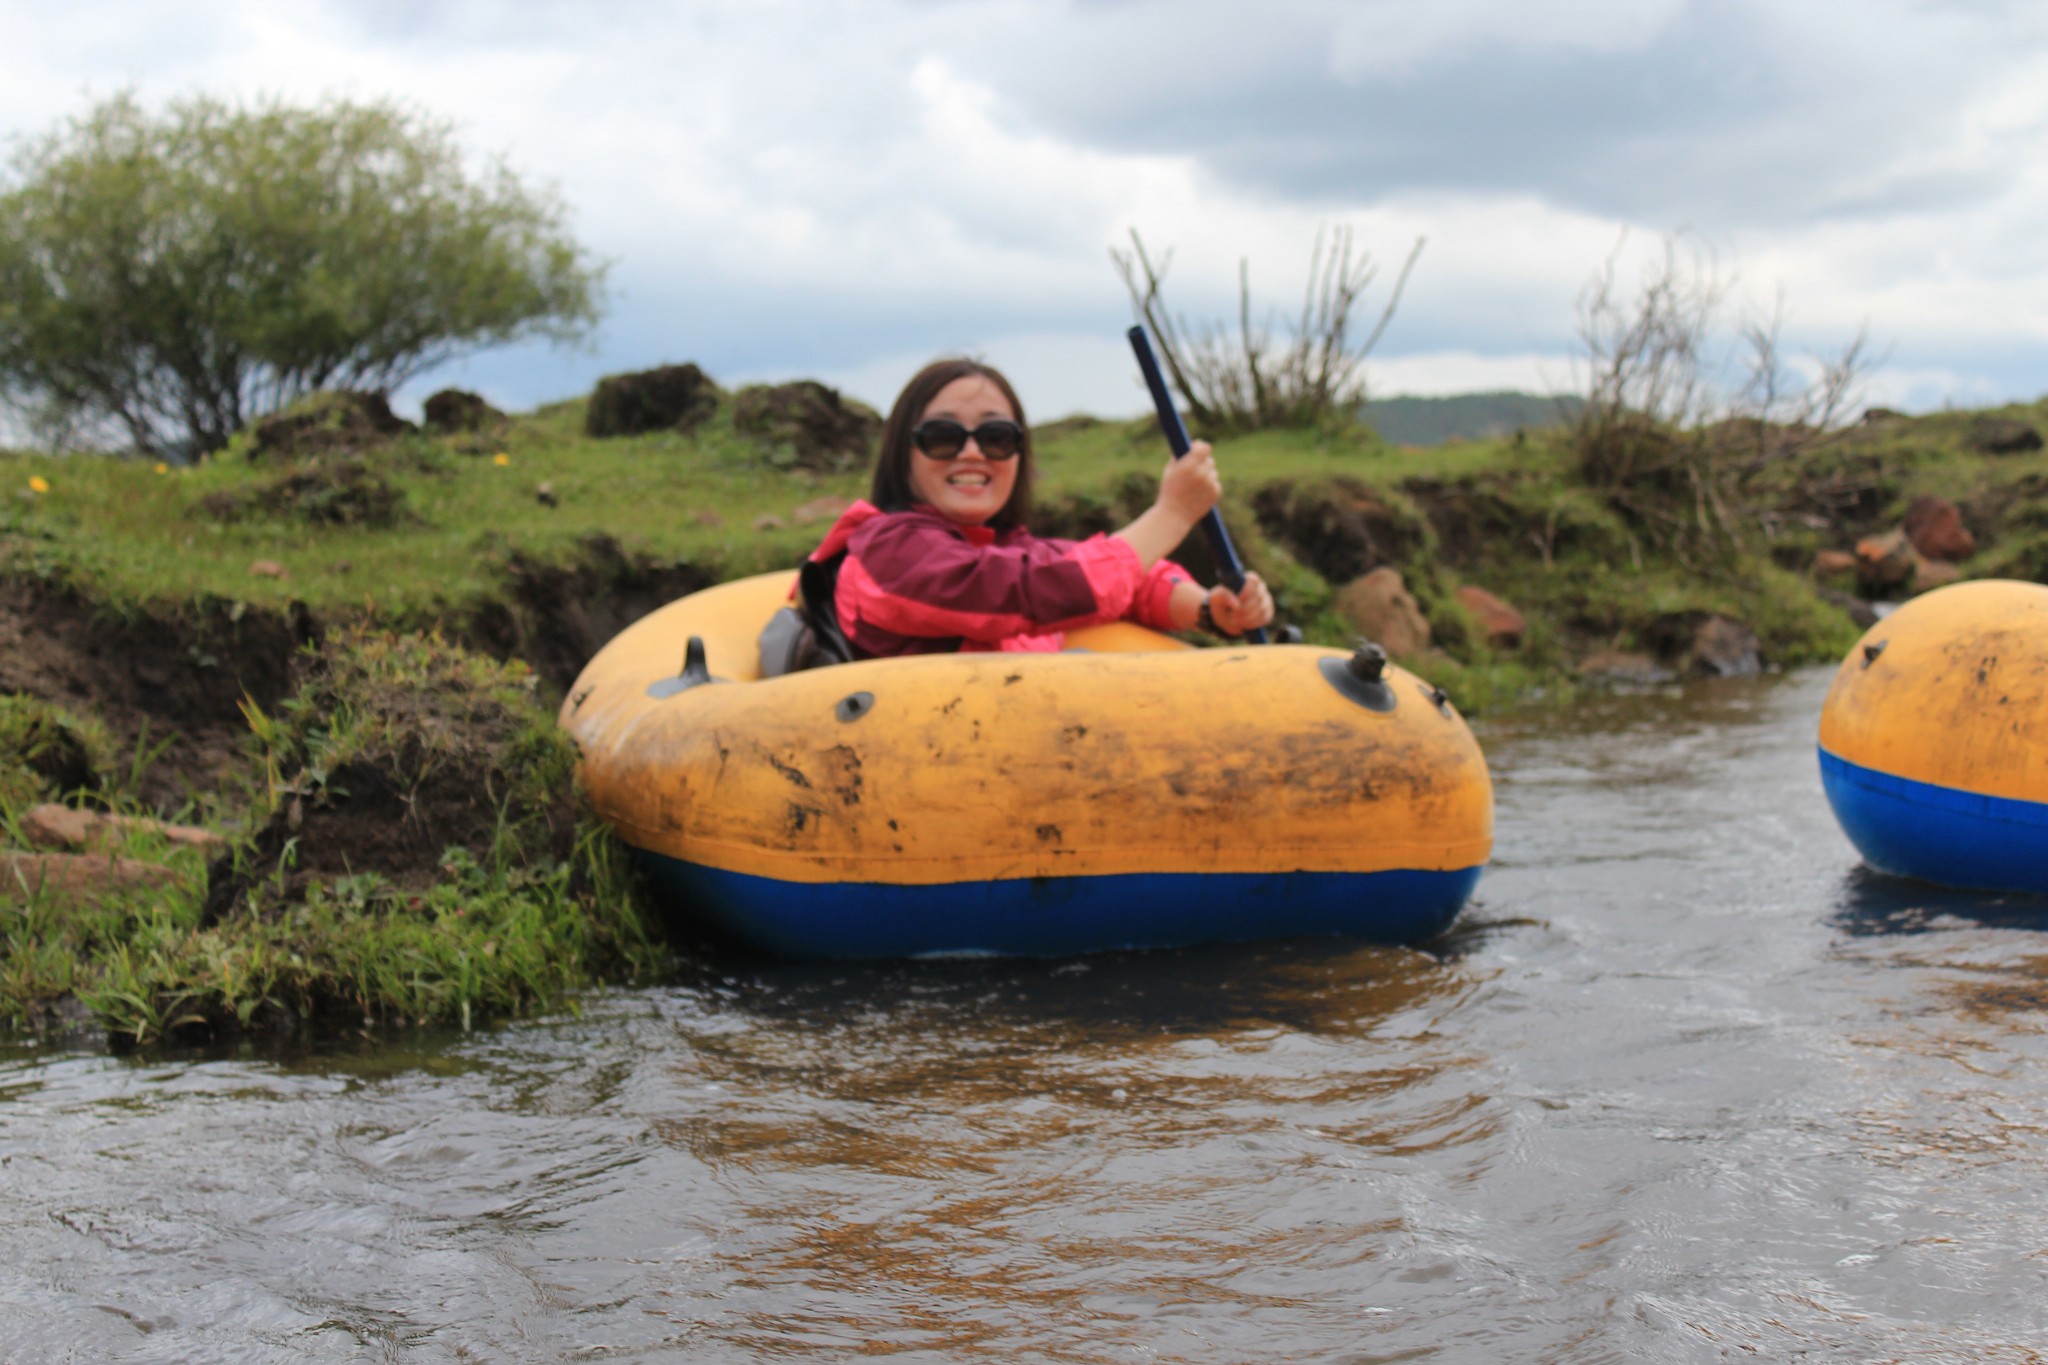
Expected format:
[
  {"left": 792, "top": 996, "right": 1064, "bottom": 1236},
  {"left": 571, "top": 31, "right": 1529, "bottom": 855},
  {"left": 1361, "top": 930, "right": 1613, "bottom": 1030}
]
[{"left": 908, "top": 374, "right": 1019, "bottom": 526}]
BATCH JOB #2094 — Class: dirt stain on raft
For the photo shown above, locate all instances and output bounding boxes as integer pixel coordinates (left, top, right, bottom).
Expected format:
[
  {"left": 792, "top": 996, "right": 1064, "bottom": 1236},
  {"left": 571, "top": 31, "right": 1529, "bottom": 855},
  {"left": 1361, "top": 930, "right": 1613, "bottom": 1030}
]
[
  {"left": 825, "top": 744, "right": 863, "bottom": 808},
  {"left": 763, "top": 748, "right": 813, "bottom": 789},
  {"left": 1128, "top": 722, "right": 1451, "bottom": 816}
]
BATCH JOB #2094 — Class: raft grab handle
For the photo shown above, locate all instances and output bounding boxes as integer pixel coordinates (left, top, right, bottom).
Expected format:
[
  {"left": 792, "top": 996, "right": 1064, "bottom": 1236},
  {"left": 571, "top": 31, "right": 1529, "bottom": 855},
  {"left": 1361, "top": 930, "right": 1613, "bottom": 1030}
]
[{"left": 648, "top": 635, "right": 723, "bottom": 698}]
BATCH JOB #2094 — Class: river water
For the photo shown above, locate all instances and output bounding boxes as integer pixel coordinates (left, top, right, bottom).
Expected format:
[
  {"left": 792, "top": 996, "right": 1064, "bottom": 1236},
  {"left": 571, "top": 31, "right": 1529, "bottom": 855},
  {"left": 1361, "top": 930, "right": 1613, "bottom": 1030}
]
[{"left": 5, "top": 668, "right": 2047, "bottom": 1363}]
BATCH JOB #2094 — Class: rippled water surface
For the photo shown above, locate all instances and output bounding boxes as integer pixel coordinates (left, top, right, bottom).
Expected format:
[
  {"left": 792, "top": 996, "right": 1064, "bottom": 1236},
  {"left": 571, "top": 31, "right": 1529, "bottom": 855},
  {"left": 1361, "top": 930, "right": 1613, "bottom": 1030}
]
[{"left": 6, "top": 668, "right": 2048, "bottom": 1362}]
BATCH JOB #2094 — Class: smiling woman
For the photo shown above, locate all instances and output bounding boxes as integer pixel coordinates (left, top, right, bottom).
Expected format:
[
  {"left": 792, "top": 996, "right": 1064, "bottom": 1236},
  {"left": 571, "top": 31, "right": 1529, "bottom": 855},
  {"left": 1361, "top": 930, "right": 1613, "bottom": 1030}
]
[{"left": 801, "top": 357, "right": 1274, "bottom": 659}]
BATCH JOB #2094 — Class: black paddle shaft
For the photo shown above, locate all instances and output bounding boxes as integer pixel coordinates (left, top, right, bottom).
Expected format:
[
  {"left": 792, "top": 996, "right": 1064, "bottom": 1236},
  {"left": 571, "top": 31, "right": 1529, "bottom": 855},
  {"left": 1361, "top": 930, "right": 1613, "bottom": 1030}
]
[{"left": 1127, "top": 324, "right": 1267, "bottom": 644}]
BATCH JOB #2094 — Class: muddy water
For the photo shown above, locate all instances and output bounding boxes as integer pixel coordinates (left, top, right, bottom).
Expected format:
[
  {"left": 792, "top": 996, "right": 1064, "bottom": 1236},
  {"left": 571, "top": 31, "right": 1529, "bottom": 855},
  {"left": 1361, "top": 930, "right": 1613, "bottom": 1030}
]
[{"left": 6, "top": 668, "right": 2048, "bottom": 1362}]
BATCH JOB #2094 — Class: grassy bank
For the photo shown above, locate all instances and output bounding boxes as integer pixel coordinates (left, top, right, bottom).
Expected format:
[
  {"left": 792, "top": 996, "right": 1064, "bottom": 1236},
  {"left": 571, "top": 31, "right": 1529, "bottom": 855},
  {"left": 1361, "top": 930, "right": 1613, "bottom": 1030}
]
[
  {"left": 1, "top": 630, "right": 664, "bottom": 1044},
  {"left": 3, "top": 382, "right": 2044, "bottom": 1044}
]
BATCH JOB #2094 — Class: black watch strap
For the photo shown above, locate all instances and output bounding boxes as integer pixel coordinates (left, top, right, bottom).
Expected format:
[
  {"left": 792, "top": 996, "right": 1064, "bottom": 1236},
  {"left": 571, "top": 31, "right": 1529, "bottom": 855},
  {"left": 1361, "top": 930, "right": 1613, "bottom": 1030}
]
[{"left": 1198, "top": 590, "right": 1242, "bottom": 638}]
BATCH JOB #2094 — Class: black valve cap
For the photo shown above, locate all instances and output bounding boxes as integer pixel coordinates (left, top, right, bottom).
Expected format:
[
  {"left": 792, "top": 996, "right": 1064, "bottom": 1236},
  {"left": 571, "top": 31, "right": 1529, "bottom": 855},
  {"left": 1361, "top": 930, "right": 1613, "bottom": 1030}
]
[{"left": 1347, "top": 640, "right": 1388, "bottom": 683}]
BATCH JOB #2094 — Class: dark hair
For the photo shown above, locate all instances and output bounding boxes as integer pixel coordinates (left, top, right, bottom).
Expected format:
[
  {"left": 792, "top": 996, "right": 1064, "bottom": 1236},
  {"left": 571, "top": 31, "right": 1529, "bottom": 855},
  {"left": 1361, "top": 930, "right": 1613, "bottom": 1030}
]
[{"left": 870, "top": 358, "right": 1034, "bottom": 530}]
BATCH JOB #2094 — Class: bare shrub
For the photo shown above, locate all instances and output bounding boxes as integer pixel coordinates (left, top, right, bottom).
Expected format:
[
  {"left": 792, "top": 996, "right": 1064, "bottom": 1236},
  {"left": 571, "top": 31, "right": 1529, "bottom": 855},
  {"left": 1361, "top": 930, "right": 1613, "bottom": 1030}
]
[
  {"left": 1725, "top": 291, "right": 1877, "bottom": 469},
  {"left": 1111, "top": 226, "right": 1424, "bottom": 434},
  {"left": 1571, "top": 232, "right": 1876, "bottom": 561}
]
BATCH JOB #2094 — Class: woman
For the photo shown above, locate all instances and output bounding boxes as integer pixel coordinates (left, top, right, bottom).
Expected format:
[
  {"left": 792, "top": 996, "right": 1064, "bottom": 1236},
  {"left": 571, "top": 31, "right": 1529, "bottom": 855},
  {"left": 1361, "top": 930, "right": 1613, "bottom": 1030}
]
[{"left": 803, "top": 357, "right": 1275, "bottom": 658}]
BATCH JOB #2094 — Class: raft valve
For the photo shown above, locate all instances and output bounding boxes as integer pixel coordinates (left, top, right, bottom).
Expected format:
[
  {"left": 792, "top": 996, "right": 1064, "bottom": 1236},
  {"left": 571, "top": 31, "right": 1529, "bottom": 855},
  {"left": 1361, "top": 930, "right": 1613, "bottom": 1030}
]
[{"left": 1318, "top": 640, "right": 1398, "bottom": 713}]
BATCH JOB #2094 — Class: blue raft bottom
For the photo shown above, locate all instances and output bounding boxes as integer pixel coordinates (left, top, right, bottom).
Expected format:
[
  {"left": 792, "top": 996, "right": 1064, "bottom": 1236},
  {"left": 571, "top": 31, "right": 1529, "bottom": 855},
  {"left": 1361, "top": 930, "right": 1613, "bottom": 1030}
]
[
  {"left": 636, "top": 853, "right": 1485, "bottom": 959},
  {"left": 1819, "top": 747, "right": 2048, "bottom": 897}
]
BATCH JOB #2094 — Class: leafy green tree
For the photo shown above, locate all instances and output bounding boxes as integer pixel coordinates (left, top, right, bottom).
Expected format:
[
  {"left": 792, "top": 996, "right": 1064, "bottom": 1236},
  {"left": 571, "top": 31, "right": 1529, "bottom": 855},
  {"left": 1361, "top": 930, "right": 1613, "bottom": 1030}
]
[{"left": 0, "top": 93, "right": 605, "bottom": 456}]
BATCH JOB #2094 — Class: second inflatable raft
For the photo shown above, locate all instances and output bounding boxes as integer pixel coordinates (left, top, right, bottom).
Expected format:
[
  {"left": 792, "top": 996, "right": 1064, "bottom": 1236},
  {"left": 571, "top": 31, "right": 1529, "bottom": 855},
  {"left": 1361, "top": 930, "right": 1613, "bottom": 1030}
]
[{"left": 1819, "top": 578, "right": 2048, "bottom": 896}]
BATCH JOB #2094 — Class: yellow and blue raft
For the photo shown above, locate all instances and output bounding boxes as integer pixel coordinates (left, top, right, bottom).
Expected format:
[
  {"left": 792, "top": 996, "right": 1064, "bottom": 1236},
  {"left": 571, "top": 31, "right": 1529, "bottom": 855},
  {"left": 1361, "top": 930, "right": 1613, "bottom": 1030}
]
[
  {"left": 559, "top": 571, "right": 1494, "bottom": 957},
  {"left": 1819, "top": 578, "right": 2048, "bottom": 896}
]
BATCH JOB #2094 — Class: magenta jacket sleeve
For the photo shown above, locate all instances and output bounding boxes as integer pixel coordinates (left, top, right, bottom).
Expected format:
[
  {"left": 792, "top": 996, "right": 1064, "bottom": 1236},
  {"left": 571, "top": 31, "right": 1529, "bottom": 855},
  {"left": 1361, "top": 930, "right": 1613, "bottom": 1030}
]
[{"left": 1130, "top": 557, "right": 1195, "bottom": 632}]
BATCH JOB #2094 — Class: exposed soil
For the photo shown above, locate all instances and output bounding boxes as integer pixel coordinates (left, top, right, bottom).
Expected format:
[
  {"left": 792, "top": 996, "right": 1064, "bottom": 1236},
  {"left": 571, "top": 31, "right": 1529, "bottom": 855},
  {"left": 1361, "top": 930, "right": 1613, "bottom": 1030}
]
[
  {"left": 1252, "top": 476, "right": 1428, "bottom": 584},
  {"left": 0, "top": 530, "right": 724, "bottom": 816},
  {"left": 455, "top": 533, "right": 720, "bottom": 693},
  {"left": 201, "top": 748, "right": 570, "bottom": 923},
  {"left": 199, "top": 631, "right": 580, "bottom": 924},
  {"left": 0, "top": 581, "right": 310, "bottom": 811}
]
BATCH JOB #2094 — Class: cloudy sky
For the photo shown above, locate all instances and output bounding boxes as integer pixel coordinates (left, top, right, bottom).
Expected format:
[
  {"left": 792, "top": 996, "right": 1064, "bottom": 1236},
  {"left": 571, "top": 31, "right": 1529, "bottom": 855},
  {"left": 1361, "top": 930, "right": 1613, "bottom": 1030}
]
[{"left": 5, "top": 0, "right": 2047, "bottom": 422}]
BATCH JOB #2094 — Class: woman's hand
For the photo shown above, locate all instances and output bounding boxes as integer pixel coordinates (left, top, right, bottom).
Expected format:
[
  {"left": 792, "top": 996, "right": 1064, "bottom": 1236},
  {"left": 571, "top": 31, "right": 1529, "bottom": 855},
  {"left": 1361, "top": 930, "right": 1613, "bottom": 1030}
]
[
  {"left": 1205, "top": 572, "right": 1275, "bottom": 636},
  {"left": 1157, "top": 442, "right": 1223, "bottom": 524},
  {"left": 1114, "top": 441, "right": 1225, "bottom": 568}
]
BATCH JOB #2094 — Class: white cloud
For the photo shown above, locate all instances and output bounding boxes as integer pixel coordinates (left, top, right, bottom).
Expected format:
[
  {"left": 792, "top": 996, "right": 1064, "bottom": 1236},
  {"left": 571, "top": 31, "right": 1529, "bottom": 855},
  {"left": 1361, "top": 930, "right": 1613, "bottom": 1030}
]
[
  {"left": 1859, "top": 365, "right": 2016, "bottom": 413},
  {"left": 797, "top": 331, "right": 1156, "bottom": 423},
  {"left": 1326, "top": 0, "right": 1684, "bottom": 79},
  {"left": 1366, "top": 351, "right": 1579, "bottom": 400},
  {"left": 5, "top": 0, "right": 2048, "bottom": 421}
]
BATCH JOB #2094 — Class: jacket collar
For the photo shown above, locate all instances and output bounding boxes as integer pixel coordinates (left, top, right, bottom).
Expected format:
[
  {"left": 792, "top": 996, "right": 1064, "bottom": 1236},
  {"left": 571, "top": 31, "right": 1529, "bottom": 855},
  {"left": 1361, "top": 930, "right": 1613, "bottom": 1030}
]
[{"left": 809, "top": 500, "right": 996, "bottom": 559}]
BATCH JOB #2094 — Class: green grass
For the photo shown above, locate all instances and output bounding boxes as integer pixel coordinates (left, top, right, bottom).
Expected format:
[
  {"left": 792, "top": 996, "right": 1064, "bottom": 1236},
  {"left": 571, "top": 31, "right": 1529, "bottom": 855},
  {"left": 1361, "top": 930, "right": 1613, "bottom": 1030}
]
[
  {"left": 3, "top": 394, "right": 2037, "bottom": 702},
  {"left": 2, "top": 387, "right": 2040, "bottom": 1043},
  {"left": 0, "top": 404, "right": 1530, "bottom": 628},
  {"left": 2, "top": 403, "right": 841, "bottom": 621},
  {"left": 2, "top": 829, "right": 660, "bottom": 1044},
  {"left": 0, "top": 627, "right": 666, "bottom": 1045}
]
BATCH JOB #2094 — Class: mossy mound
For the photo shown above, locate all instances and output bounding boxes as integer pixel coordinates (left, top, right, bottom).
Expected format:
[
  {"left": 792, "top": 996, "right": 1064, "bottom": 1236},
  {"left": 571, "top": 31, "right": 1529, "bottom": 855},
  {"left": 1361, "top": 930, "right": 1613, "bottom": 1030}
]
[
  {"left": 205, "top": 628, "right": 582, "bottom": 918},
  {"left": 585, "top": 363, "right": 721, "bottom": 438},
  {"left": 422, "top": 387, "right": 506, "bottom": 434},
  {"left": 1252, "top": 476, "right": 1430, "bottom": 584},
  {"left": 198, "top": 457, "right": 413, "bottom": 528},
  {"left": 1, "top": 628, "right": 663, "bottom": 1046},
  {"left": 240, "top": 390, "right": 416, "bottom": 462},
  {"left": 1403, "top": 476, "right": 1628, "bottom": 572},
  {"left": 1967, "top": 414, "right": 2045, "bottom": 456},
  {"left": 11, "top": 625, "right": 673, "bottom": 1044},
  {"left": 0, "top": 581, "right": 308, "bottom": 815},
  {"left": 731, "top": 380, "right": 882, "bottom": 472}
]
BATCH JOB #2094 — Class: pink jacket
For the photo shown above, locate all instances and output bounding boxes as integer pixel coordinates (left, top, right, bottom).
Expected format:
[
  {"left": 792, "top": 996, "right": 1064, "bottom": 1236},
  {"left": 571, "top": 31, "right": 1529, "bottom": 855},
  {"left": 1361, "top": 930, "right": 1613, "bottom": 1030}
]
[{"left": 806, "top": 501, "right": 1192, "bottom": 657}]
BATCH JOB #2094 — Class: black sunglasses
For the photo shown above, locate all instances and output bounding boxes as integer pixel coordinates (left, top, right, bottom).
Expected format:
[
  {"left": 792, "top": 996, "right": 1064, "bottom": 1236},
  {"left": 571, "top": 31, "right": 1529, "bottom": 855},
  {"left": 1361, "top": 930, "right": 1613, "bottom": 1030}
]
[{"left": 911, "top": 418, "right": 1024, "bottom": 461}]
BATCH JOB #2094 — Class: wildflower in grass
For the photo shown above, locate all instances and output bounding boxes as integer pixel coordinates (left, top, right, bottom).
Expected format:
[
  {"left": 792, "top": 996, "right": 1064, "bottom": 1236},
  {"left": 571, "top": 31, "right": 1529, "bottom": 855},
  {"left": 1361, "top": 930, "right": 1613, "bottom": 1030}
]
[
  {"left": 28, "top": 476, "right": 49, "bottom": 493},
  {"left": 154, "top": 462, "right": 169, "bottom": 474},
  {"left": 493, "top": 453, "right": 510, "bottom": 466}
]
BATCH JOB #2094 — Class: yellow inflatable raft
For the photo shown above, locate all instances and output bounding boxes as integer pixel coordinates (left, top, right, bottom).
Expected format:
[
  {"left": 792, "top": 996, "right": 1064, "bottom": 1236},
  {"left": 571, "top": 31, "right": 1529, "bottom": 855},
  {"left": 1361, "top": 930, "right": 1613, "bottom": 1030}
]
[
  {"left": 559, "top": 571, "right": 1494, "bottom": 957},
  {"left": 1819, "top": 578, "right": 2048, "bottom": 896}
]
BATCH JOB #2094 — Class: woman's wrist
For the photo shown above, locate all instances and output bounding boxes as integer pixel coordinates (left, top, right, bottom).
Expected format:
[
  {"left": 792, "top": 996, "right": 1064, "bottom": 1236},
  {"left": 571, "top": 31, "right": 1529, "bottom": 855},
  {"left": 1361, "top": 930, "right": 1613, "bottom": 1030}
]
[{"left": 1197, "top": 589, "right": 1242, "bottom": 638}]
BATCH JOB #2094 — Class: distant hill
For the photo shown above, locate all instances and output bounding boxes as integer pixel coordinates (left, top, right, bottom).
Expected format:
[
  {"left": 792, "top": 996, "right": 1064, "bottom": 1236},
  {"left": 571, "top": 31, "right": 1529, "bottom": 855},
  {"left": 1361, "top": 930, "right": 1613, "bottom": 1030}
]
[{"left": 1359, "top": 391, "right": 1582, "bottom": 447}]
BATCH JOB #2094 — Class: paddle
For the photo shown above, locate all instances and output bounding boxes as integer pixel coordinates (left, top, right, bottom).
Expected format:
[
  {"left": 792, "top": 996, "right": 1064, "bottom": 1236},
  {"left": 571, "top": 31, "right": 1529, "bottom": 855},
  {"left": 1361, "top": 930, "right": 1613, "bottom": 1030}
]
[{"left": 1127, "top": 324, "right": 1270, "bottom": 644}]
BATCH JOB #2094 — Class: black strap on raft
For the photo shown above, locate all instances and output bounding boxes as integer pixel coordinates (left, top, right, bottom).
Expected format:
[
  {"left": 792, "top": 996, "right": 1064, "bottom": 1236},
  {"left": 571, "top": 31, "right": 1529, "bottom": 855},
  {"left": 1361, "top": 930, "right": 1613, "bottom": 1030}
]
[
  {"left": 798, "top": 556, "right": 856, "bottom": 664},
  {"left": 759, "top": 554, "right": 857, "bottom": 678}
]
